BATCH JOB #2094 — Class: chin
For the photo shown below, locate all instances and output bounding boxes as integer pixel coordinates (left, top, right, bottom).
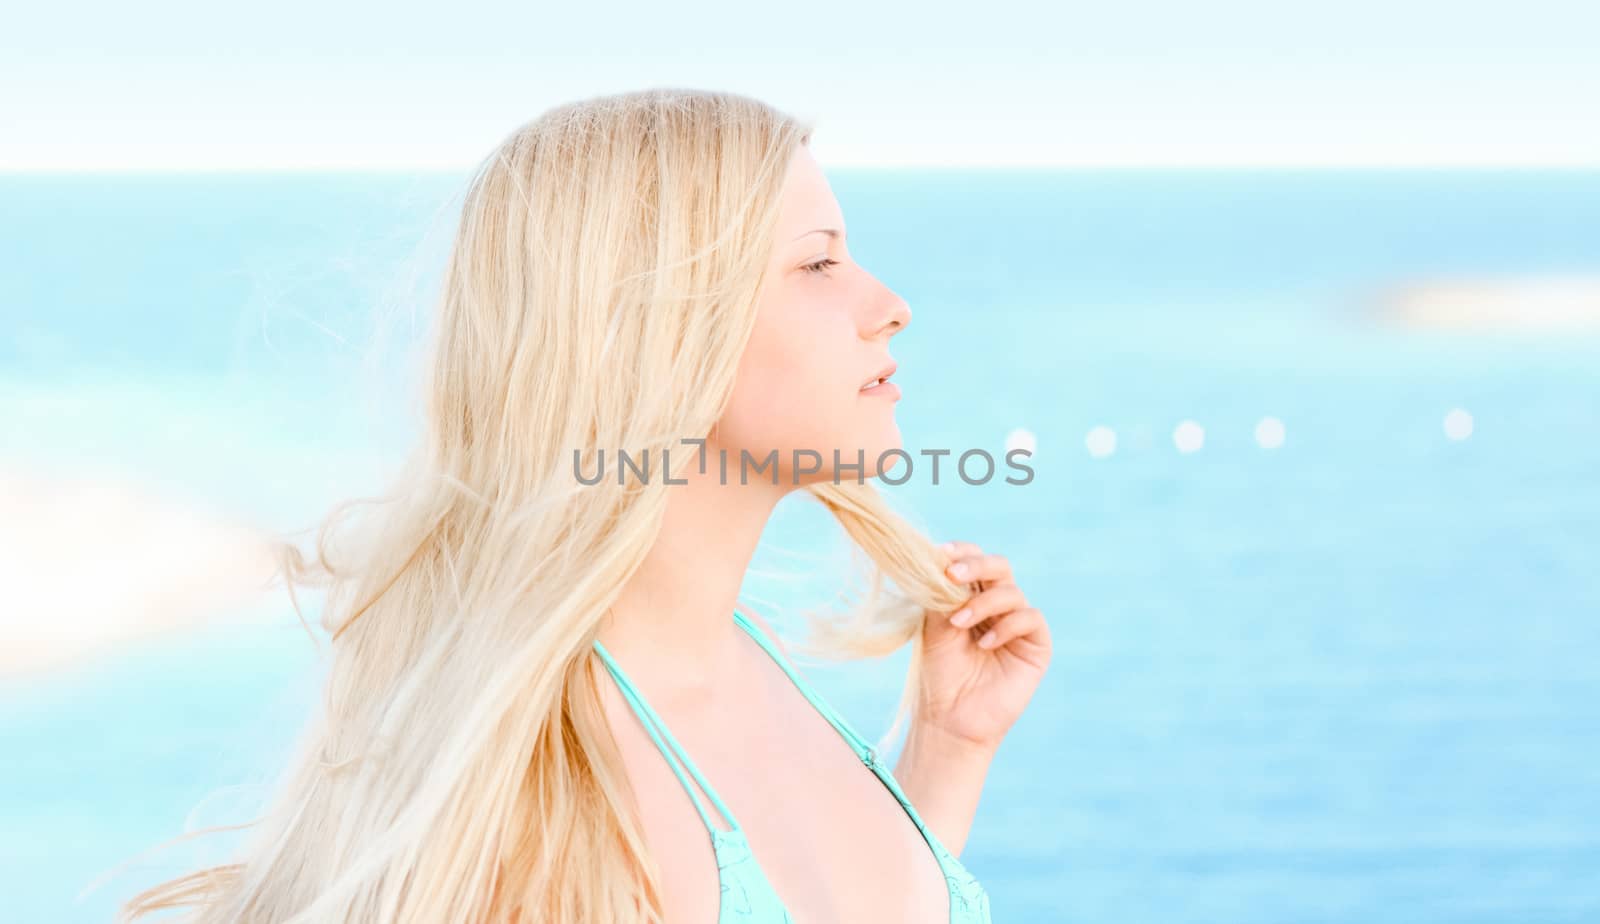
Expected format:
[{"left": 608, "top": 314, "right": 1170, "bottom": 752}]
[
  {"left": 802, "top": 420, "right": 904, "bottom": 485},
  {"left": 867, "top": 450, "right": 909, "bottom": 482},
  {"left": 859, "top": 430, "right": 907, "bottom": 480}
]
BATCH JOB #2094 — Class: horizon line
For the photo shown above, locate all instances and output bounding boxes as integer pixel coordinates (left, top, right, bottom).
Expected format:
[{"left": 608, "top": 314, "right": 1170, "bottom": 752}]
[{"left": 5, "top": 156, "right": 1600, "bottom": 174}]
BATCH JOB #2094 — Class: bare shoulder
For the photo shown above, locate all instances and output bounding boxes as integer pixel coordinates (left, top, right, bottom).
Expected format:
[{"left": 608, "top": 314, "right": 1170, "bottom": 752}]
[{"left": 734, "top": 602, "right": 790, "bottom": 659}]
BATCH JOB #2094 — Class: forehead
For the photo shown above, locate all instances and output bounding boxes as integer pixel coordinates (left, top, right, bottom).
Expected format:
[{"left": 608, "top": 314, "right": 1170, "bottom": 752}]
[{"left": 776, "top": 147, "right": 843, "bottom": 233}]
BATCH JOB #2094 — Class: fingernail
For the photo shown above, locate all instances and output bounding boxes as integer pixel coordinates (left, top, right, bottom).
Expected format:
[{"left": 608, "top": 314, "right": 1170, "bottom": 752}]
[
  {"left": 950, "top": 608, "right": 972, "bottom": 627},
  {"left": 949, "top": 563, "right": 968, "bottom": 580},
  {"left": 940, "top": 541, "right": 955, "bottom": 553},
  {"left": 978, "top": 630, "right": 997, "bottom": 648}
]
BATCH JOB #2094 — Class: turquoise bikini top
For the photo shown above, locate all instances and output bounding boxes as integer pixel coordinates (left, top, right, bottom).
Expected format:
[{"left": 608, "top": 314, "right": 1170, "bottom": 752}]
[{"left": 591, "top": 610, "right": 992, "bottom": 923}]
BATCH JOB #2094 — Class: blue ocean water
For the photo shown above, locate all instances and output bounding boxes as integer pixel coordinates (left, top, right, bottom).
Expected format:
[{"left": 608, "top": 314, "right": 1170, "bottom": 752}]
[{"left": 2, "top": 169, "right": 1598, "bottom": 922}]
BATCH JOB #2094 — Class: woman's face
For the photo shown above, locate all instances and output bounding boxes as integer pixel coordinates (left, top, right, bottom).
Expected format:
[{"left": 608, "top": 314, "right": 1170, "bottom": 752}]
[{"left": 713, "top": 145, "right": 912, "bottom": 489}]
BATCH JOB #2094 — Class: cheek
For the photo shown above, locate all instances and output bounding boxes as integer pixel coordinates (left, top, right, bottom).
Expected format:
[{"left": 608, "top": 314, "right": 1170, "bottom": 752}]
[{"left": 717, "top": 298, "right": 855, "bottom": 452}]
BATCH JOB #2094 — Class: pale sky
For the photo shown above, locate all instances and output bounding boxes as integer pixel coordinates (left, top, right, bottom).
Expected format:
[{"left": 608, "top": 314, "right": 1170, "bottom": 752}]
[{"left": 4, "top": 0, "right": 1598, "bottom": 170}]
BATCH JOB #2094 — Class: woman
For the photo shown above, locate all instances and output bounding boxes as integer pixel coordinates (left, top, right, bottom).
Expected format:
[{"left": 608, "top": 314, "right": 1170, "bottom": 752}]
[{"left": 124, "top": 88, "right": 1050, "bottom": 924}]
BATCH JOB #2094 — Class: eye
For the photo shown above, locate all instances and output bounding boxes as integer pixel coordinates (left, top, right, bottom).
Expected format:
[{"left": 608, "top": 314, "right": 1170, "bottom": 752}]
[{"left": 800, "top": 258, "right": 839, "bottom": 275}]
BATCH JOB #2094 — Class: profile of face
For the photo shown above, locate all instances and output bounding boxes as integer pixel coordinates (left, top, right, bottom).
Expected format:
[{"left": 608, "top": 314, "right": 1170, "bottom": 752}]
[{"left": 711, "top": 146, "right": 913, "bottom": 489}]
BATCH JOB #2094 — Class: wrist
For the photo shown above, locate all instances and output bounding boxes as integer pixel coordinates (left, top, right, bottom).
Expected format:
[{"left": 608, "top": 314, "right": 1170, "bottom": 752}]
[{"left": 904, "top": 717, "right": 1001, "bottom": 766}]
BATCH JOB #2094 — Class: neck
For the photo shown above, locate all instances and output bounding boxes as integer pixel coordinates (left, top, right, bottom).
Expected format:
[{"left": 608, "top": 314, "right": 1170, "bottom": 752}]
[{"left": 597, "top": 452, "right": 790, "bottom": 687}]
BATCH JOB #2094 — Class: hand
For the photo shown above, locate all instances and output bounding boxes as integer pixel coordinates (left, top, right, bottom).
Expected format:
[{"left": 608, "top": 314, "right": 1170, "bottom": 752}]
[{"left": 915, "top": 541, "right": 1052, "bottom": 752}]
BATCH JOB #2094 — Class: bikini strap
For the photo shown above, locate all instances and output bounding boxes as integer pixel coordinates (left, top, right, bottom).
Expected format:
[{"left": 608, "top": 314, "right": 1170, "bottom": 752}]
[
  {"left": 591, "top": 639, "right": 744, "bottom": 836},
  {"left": 728, "top": 612, "right": 954, "bottom": 855},
  {"left": 731, "top": 610, "right": 879, "bottom": 765}
]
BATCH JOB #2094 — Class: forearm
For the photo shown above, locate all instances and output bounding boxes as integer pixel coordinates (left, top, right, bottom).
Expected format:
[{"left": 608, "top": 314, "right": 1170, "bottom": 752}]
[{"left": 891, "top": 721, "right": 996, "bottom": 858}]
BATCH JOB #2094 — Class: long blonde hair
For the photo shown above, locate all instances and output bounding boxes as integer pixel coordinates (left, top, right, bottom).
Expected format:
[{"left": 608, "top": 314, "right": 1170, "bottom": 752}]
[{"left": 122, "top": 87, "right": 974, "bottom": 924}]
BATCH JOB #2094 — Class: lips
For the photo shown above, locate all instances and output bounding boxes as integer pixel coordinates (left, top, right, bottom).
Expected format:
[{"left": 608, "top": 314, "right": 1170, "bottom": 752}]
[{"left": 860, "top": 361, "right": 897, "bottom": 391}]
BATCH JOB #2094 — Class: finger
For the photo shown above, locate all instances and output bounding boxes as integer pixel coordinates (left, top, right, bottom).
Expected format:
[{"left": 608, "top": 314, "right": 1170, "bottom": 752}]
[
  {"left": 975, "top": 606, "right": 1047, "bottom": 651},
  {"left": 948, "top": 584, "right": 1028, "bottom": 629},
  {"left": 944, "top": 551, "right": 1014, "bottom": 587},
  {"left": 937, "top": 540, "right": 986, "bottom": 587},
  {"left": 938, "top": 540, "right": 984, "bottom": 565}
]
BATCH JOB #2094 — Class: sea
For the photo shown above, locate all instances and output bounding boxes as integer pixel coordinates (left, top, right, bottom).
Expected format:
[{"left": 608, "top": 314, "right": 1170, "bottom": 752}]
[{"left": 1, "top": 168, "right": 1597, "bottom": 922}]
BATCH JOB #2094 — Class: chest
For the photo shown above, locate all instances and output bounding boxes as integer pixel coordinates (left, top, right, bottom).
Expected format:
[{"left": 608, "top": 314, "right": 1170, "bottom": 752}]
[{"left": 613, "top": 683, "right": 952, "bottom": 924}]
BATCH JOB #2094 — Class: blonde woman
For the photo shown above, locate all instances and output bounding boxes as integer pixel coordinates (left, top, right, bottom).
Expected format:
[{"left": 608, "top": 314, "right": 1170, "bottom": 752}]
[{"left": 123, "top": 88, "right": 1051, "bottom": 924}]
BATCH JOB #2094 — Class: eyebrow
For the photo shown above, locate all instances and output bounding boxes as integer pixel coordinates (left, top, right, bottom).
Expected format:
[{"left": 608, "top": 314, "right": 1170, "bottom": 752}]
[{"left": 792, "top": 228, "right": 845, "bottom": 243}]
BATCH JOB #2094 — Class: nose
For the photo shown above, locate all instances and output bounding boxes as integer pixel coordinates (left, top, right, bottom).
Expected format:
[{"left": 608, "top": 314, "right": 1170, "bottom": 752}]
[{"left": 872, "top": 284, "right": 912, "bottom": 339}]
